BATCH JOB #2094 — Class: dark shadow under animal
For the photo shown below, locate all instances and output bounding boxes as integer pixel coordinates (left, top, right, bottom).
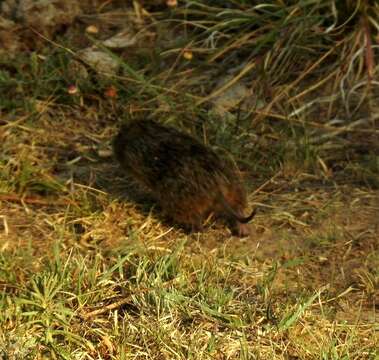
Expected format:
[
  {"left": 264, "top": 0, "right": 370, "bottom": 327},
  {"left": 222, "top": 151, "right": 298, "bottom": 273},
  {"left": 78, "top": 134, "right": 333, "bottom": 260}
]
[{"left": 113, "top": 120, "right": 255, "bottom": 237}]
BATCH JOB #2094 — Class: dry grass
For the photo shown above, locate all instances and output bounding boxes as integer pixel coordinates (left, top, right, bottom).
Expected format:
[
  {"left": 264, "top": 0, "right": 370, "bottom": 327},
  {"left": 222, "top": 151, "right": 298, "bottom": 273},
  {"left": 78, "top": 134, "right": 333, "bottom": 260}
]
[{"left": 0, "top": 0, "right": 378, "bottom": 359}]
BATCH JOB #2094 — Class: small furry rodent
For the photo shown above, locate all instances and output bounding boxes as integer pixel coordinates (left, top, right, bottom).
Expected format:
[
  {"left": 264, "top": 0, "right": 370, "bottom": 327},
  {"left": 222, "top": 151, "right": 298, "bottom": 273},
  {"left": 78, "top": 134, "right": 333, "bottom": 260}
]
[{"left": 113, "top": 119, "right": 255, "bottom": 236}]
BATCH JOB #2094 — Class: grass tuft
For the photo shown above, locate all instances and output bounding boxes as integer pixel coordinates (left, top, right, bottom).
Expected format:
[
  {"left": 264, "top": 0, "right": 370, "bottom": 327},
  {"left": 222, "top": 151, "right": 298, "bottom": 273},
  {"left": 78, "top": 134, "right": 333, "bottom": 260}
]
[{"left": 0, "top": 0, "right": 378, "bottom": 358}]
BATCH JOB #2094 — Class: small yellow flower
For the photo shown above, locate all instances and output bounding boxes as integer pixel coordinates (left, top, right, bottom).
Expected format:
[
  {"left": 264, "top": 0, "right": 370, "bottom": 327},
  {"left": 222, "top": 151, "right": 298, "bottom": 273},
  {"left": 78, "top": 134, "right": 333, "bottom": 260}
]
[
  {"left": 86, "top": 25, "right": 99, "bottom": 34},
  {"left": 183, "top": 50, "right": 193, "bottom": 60},
  {"left": 166, "top": 0, "right": 178, "bottom": 8}
]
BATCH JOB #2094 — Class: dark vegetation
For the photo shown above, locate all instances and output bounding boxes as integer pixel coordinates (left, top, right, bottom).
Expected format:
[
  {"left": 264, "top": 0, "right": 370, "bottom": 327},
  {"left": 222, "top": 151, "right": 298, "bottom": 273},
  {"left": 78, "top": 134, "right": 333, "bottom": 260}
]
[{"left": 0, "top": 0, "right": 378, "bottom": 358}]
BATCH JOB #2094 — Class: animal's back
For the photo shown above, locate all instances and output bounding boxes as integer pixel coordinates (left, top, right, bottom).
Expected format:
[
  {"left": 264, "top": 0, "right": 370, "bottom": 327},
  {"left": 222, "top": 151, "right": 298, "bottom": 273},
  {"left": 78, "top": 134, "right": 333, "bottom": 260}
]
[
  {"left": 113, "top": 120, "right": 251, "bottom": 235},
  {"left": 113, "top": 120, "right": 228, "bottom": 191}
]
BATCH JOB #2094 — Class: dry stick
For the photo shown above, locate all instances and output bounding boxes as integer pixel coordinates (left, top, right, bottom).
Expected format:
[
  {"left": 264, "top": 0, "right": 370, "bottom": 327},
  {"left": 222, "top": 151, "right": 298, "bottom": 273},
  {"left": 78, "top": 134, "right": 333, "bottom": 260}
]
[
  {"left": 82, "top": 275, "right": 183, "bottom": 319},
  {"left": 363, "top": 15, "right": 374, "bottom": 82},
  {"left": 287, "top": 68, "right": 338, "bottom": 103},
  {"left": 0, "top": 193, "right": 77, "bottom": 207},
  {"left": 82, "top": 296, "right": 135, "bottom": 319},
  {"left": 29, "top": 27, "right": 76, "bottom": 56},
  {"left": 251, "top": 109, "right": 379, "bottom": 134},
  {"left": 1, "top": 114, "right": 30, "bottom": 129},
  {"left": 112, "top": 73, "right": 202, "bottom": 101},
  {"left": 208, "top": 30, "right": 261, "bottom": 63},
  {"left": 248, "top": 170, "right": 289, "bottom": 211},
  {"left": 312, "top": 286, "right": 355, "bottom": 308},
  {"left": 0, "top": 215, "right": 9, "bottom": 235},
  {"left": 250, "top": 170, "right": 283, "bottom": 197}
]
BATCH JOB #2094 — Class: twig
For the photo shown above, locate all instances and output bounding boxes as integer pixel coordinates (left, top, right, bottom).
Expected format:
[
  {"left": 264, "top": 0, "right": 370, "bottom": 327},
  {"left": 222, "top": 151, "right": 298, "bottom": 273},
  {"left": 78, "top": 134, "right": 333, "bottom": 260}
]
[
  {"left": 29, "top": 27, "right": 76, "bottom": 56},
  {"left": 82, "top": 273, "right": 194, "bottom": 319},
  {"left": 250, "top": 170, "right": 283, "bottom": 197},
  {"left": 252, "top": 110, "right": 379, "bottom": 134},
  {"left": 82, "top": 296, "right": 135, "bottom": 319},
  {"left": 0, "top": 193, "right": 77, "bottom": 207}
]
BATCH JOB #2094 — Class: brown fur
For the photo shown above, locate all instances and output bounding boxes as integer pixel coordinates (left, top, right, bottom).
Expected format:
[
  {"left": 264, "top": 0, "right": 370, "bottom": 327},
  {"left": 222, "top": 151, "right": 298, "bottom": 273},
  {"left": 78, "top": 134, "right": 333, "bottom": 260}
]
[{"left": 113, "top": 120, "right": 255, "bottom": 236}]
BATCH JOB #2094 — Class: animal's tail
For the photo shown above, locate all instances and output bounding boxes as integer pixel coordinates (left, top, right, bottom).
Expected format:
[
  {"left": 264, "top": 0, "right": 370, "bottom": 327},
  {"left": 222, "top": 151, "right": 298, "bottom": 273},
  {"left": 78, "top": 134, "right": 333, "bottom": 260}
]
[{"left": 219, "top": 194, "right": 256, "bottom": 224}]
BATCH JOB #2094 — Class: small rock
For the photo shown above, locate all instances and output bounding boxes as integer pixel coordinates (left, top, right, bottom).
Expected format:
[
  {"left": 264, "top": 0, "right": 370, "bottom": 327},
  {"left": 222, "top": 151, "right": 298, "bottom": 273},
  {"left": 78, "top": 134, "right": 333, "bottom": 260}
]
[
  {"left": 211, "top": 75, "right": 250, "bottom": 116},
  {"left": 102, "top": 29, "right": 138, "bottom": 49},
  {"left": 1, "top": 0, "right": 80, "bottom": 34},
  {"left": 77, "top": 47, "right": 120, "bottom": 74}
]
